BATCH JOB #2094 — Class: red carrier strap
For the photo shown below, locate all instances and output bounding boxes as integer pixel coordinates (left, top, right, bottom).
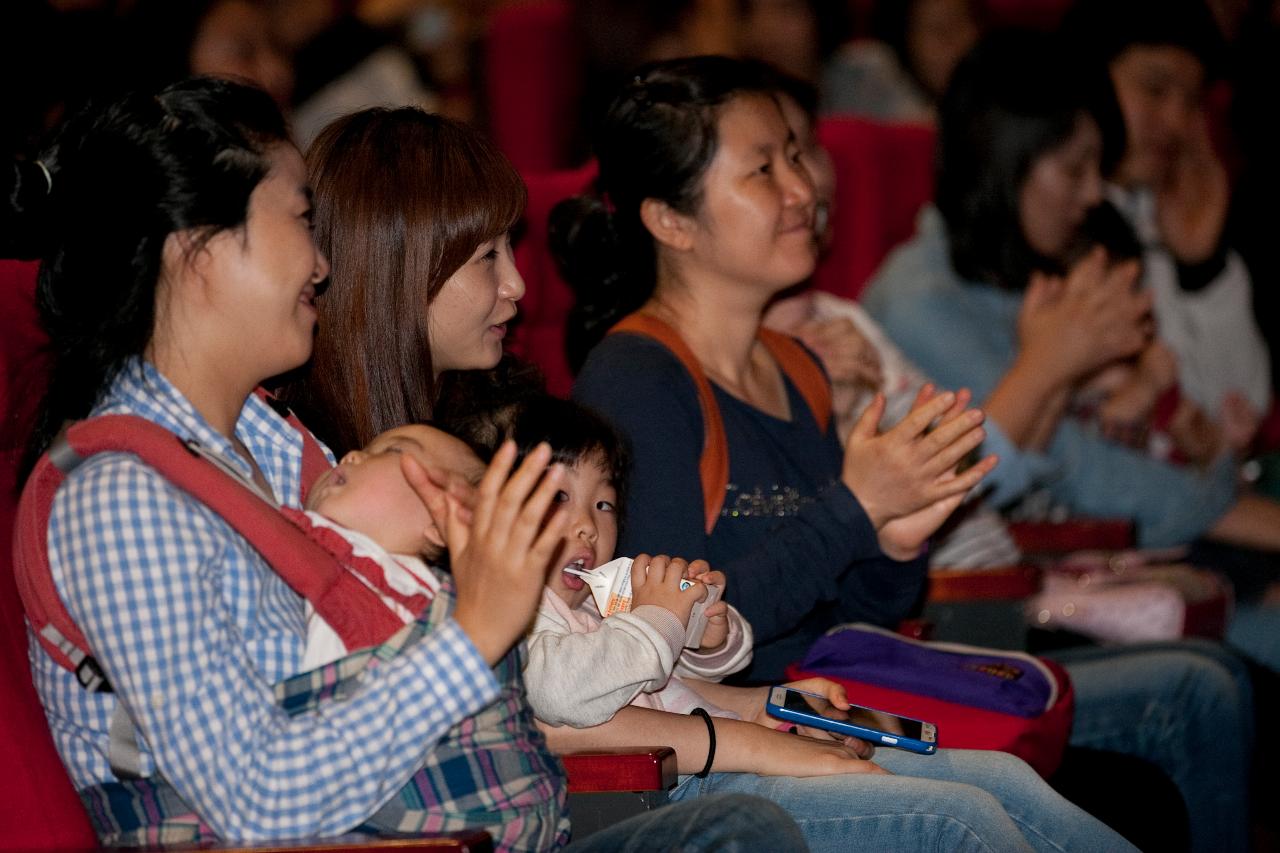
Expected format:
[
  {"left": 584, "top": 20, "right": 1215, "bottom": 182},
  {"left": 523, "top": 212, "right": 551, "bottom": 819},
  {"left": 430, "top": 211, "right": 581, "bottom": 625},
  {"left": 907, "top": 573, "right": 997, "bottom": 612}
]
[
  {"left": 13, "top": 399, "right": 406, "bottom": 692},
  {"left": 253, "top": 387, "right": 332, "bottom": 504},
  {"left": 608, "top": 313, "right": 832, "bottom": 534}
]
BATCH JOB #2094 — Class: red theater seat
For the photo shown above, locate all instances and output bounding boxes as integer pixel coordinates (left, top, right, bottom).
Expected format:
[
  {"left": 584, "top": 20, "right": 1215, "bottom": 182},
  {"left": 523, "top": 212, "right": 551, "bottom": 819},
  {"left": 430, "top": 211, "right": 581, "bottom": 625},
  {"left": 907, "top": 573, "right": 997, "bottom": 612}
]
[
  {"left": 509, "top": 163, "right": 598, "bottom": 396},
  {"left": 0, "top": 260, "right": 97, "bottom": 849},
  {"left": 812, "top": 117, "right": 935, "bottom": 301},
  {"left": 485, "top": 0, "right": 580, "bottom": 172}
]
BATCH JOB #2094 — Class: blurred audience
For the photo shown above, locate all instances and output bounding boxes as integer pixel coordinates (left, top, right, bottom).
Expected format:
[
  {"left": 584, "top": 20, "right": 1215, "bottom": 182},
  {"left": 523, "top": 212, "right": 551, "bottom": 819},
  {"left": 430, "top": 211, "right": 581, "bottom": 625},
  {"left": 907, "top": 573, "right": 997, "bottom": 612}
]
[
  {"left": 1228, "top": 0, "right": 1280, "bottom": 400},
  {"left": 1064, "top": 0, "right": 1271, "bottom": 434},
  {"left": 861, "top": 29, "right": 1280, "bottom": 670},
  {"left": 822, "top": 0, "right": 980, "bottom": 122},
  {"left": 272, "top": 0, "right": 437, "bottom": 149},
  {"left": 126, "top": 0, "right": 293, "bottom": 106},
  {"left": 734, "top": 0, "right": 852, "bottom": 85}
]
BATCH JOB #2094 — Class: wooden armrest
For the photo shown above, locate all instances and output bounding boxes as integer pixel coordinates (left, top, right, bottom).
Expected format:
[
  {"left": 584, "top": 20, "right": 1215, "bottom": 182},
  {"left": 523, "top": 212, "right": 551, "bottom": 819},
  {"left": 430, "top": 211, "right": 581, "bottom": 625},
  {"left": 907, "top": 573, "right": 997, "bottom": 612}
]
[
  {"left": 140, "top": 832, "right": 493, "bottom": 853},
  {"left": 561, "top": 747, "right": 678, "bottom": 793},
  {"left": 927, "top": 565, "right": 1041, "bottom": 602},
  {"left": 1008, "top": 519, "right": 1135, "bottom": 555}
]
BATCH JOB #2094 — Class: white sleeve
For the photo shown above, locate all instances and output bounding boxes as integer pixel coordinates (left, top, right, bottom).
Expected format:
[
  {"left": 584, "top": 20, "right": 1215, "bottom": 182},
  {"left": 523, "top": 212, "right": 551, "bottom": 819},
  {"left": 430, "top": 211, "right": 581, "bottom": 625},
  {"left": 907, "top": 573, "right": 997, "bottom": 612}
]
[
  {"left": 524, "top": 603, "right": 685, "bottom": 727},
  {"left": 674, "top": 605, "right": 753, "bottom": 681},
  {"left": 1146, "top": 247, "right": 1271, "bottom": 416}
]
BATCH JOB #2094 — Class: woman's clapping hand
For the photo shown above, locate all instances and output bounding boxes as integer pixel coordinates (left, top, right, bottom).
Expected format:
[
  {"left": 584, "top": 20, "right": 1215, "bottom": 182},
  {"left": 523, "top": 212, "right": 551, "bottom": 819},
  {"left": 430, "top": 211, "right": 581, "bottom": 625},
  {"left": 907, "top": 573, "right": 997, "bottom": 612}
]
[
  {"left": 841, "top": 385, "right": 997, "bottom": 553},
  {"left": 401, "top": 441, "right": 567, "bottom": 665}
]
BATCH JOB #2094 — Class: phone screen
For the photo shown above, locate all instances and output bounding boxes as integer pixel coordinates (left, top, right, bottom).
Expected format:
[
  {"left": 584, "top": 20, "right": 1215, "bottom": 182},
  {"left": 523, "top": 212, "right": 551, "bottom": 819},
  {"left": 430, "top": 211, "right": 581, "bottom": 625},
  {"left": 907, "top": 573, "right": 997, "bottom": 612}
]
[{"left": 782, "top": 689, "right": 925, "bottom": 740}]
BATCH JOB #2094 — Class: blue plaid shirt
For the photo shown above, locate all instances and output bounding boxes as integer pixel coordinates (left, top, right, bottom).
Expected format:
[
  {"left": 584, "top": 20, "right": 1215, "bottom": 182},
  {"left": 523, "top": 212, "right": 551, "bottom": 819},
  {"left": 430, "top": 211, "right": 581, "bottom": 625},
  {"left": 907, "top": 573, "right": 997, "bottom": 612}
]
[{"left": 30, "top": 359, "right": 501, "bottom": 840}]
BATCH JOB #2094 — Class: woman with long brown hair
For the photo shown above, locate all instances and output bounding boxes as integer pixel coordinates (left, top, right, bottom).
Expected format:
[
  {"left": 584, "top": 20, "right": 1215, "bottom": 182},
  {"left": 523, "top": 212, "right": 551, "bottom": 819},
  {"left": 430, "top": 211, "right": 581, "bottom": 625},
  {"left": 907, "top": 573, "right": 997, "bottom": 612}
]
[{"left": 287, "top": 107, "right": 527, "bottom": 454}]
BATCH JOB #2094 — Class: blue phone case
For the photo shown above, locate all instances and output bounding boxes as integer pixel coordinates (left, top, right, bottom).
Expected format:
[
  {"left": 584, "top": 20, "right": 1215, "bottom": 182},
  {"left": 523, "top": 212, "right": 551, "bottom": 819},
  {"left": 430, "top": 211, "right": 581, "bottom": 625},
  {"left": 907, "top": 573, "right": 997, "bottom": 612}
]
[{"left": 766, "top": 687, "right": 938, "bottom": 755}]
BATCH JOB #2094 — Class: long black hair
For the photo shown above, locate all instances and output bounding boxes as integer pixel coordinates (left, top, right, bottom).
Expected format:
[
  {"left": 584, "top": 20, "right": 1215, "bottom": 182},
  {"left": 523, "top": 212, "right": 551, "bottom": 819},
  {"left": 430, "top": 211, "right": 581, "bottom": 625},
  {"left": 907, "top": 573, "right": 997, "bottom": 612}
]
[
  {"left": 21, "top": 77, "right": 289, "bottom": 481},
  {"left": 551, "top": 55, "right": 778, "bottom": 372},
  {"left": 935, "top": 30, "right": 1119, "bottom": 290}
]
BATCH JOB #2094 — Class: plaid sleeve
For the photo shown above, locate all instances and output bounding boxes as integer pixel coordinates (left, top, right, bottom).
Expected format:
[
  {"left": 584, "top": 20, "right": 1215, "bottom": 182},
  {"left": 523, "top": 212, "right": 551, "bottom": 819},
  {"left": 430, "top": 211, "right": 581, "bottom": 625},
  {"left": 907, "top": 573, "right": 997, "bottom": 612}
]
[{"left": 49, "top": 454, "right": 499, "bottom": 840}]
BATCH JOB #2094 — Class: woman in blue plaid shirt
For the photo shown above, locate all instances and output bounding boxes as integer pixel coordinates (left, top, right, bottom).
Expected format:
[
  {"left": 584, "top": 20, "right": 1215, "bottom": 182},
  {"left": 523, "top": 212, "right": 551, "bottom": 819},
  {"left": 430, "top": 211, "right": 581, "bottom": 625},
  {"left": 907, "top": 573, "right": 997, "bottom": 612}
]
[{"left": 18, "top": 76, "right": 803, "bottom": 851}]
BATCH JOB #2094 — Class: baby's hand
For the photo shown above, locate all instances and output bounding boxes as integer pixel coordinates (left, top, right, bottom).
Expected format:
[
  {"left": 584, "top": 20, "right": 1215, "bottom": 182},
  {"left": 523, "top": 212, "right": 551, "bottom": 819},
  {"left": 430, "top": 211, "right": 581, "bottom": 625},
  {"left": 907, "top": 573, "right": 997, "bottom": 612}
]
[
  {"left": 631, "top": 554, "right": 706, "bottom": 626},
  {"left": 796, "top": 316, "right": 883, "bottom": 390},
  {"left": 685, "top": 561, "right": 730, "bottom": 651}
]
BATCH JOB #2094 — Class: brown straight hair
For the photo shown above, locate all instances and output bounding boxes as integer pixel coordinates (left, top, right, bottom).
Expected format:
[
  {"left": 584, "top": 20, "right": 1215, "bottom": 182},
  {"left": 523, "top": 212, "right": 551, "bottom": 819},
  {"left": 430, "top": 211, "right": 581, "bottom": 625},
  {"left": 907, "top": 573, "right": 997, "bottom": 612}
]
[{"left": 288, "top": 107, "right": 526, "bottom": 455}]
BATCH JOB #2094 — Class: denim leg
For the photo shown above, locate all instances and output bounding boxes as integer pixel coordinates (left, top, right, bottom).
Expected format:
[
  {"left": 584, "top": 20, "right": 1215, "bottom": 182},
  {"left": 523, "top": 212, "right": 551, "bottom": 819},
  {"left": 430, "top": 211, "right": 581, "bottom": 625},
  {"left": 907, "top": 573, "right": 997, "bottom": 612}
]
[
  {"left": 563, "top": 793, "right": 808, "bottom": 853},
  {"left": 1226, "top": 602, "right": 1280, "bottom": 672},
  {"left": 872, "top": 748, "right": 1137, "bottom": 853},
  {"left": 1051, "top": 643, "right": 1251, "bottom": 853},
  {"left": 670, "top": 763, "right": 1031, "bottom": 853}
]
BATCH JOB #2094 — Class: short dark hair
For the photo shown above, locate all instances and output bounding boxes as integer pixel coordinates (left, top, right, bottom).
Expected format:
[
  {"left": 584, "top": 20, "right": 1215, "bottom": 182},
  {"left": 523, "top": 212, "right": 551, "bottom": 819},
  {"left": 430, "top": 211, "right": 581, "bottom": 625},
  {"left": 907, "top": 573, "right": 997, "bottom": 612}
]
[
  {"left": 936, "top": 30, "right": 1117, "bottom": 290},
  {"left": 23, "top": 77, "right": 289, "bottom": 481},
  {"left": 435, "top": 359, "right": 632, "bottom": 524},
  {"left": 434, "top": 354, "right": 550, "bottom": 459},
  {"left": 507, "top": 395, "right": 633, "bottom": 525}
]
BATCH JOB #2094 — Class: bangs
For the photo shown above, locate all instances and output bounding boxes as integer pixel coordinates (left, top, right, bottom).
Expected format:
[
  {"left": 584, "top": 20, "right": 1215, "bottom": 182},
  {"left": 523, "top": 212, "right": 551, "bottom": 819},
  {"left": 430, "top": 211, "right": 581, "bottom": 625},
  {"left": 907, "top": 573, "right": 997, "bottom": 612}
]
[{"left": 429, "top": 126, "right": 528, "bottom": 284}]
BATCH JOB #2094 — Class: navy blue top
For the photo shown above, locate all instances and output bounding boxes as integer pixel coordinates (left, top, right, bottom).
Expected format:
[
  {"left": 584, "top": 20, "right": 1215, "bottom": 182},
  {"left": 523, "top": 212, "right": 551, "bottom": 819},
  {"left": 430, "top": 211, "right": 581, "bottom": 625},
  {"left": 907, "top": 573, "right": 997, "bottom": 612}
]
[{"left": 574, "top": 333, "right": 927, "bottom": 682}]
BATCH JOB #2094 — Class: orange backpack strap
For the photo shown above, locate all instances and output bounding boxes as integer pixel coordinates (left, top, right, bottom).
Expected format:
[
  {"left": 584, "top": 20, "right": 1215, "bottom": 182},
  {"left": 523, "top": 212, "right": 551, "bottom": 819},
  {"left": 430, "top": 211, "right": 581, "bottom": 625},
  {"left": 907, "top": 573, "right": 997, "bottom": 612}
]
[
  {"left": 758, "top": 329, "right": 832, "bottom": 434},
  {"left": 609, "top": 313, "right": 729, "bottom": 534},
  {"left": 607, "top": 317, "right": 835, "bottom": 534}
]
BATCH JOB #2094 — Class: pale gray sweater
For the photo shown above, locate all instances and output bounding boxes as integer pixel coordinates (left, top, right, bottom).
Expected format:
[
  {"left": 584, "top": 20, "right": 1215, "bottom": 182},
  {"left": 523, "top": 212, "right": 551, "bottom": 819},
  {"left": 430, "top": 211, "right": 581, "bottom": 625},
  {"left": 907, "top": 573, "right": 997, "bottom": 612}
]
[{"left": 525, "top": 589, "right": 753, "bottom": 727}]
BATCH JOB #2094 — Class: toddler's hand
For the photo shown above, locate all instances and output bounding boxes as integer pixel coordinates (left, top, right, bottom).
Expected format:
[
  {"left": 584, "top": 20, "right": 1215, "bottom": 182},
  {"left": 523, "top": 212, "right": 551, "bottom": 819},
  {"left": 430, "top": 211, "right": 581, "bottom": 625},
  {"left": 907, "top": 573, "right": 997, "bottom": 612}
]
[
  {"left": 685, "top": 561, "right": 730, "bottom": 651},
  {"left": 1156, "top": 113, "right": 1229, "bottom": 264},
  {"left": 630, "top": 554, "right": 706, "bottom": 626}
]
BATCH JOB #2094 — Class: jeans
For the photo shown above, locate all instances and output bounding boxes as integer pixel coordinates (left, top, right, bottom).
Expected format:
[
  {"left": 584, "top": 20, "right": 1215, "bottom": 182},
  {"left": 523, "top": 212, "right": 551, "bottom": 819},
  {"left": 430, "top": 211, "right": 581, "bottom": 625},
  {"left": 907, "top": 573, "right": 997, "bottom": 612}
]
[
  {"left": 1053, "top": 640, "right": 1253, "bottom": 853},
  {"left": 565, "top": 793, "right": 808, "bottom": 852},
  {"left": 1226, "top": 601, "right": 1280, "bottom": 672},
  {"left": 669, "top": 748, "right": 1135, "bottom": 853}
]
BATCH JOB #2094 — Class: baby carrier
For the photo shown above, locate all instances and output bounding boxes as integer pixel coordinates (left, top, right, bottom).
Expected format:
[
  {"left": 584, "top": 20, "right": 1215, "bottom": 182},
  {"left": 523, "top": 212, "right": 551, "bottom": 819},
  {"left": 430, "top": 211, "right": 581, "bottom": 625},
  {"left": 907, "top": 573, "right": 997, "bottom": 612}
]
[{"left": 12, "top": 393, "right": 567, "bottom": 848}]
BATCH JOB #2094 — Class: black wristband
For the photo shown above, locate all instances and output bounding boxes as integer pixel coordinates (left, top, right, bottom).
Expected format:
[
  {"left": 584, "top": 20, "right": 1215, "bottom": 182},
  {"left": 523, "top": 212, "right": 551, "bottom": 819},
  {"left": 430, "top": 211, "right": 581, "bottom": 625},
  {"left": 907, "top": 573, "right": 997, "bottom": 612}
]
[{"left": 689, "top": 707, "right": 716, "bottom": 778}]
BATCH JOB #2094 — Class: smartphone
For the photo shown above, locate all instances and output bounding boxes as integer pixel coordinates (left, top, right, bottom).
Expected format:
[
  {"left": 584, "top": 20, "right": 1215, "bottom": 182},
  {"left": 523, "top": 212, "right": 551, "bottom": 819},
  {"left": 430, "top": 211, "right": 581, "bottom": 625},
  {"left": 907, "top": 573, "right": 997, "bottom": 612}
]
[{"left": 766, "top": 686, "right": 938, "bottom": 755}]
